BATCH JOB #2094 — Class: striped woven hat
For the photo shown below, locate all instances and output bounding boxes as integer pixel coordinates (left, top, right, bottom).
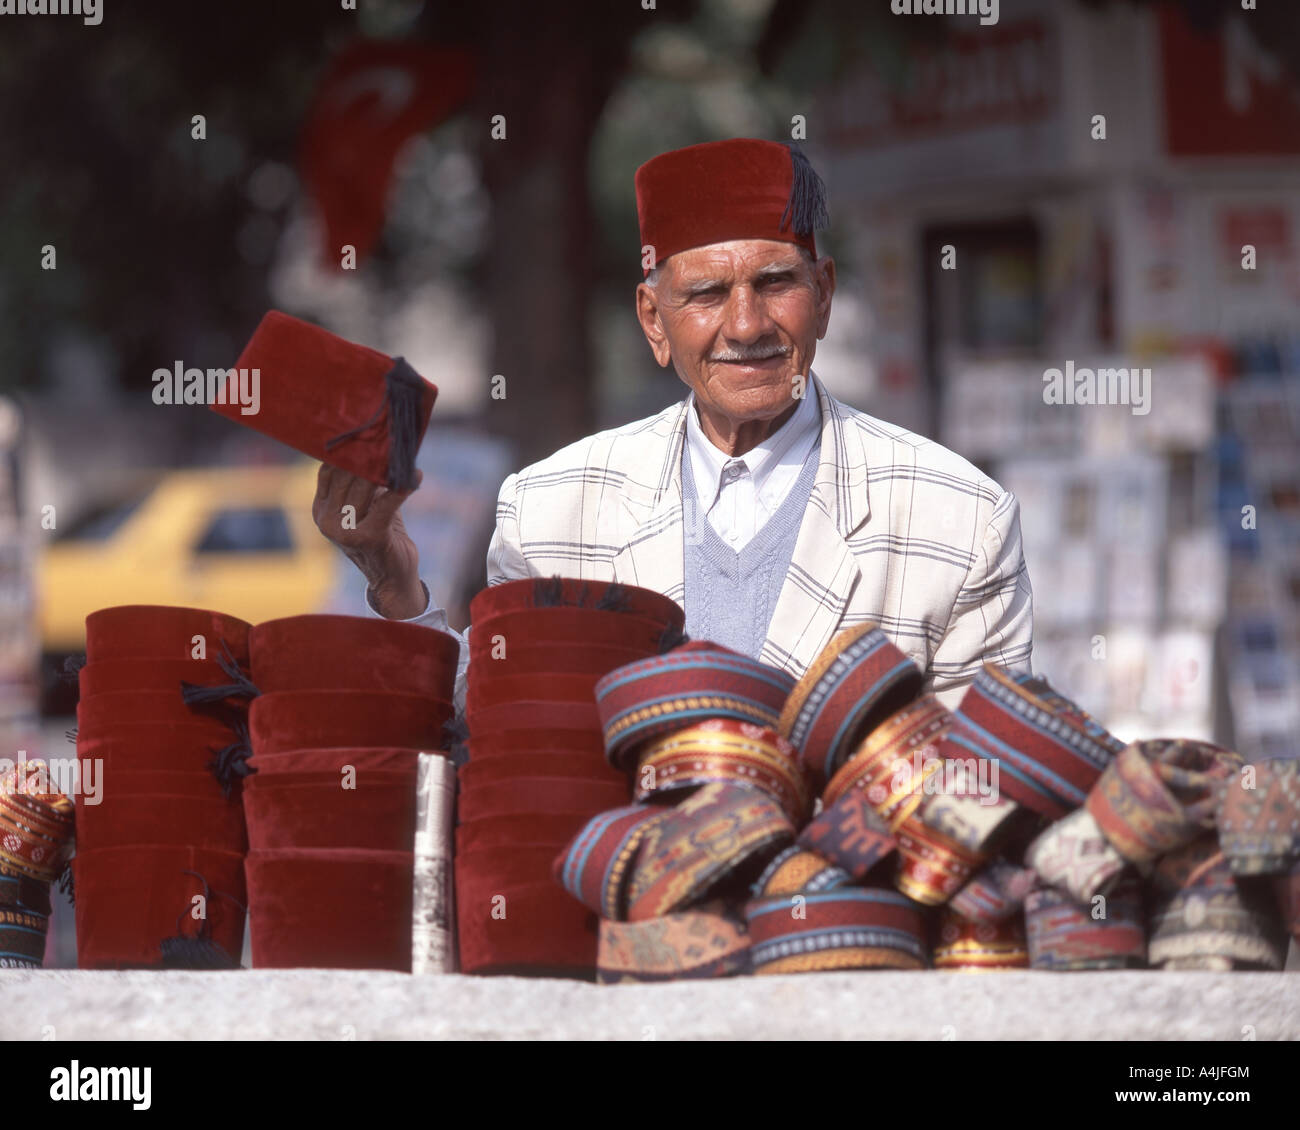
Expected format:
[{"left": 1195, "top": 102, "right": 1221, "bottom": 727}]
[
  {"left": 1216, "top": 756, "right": 1300, "bottom": 876},
  {"left": 596, "top": 642, "right": 796, "bottom": 771},
  {"left": 554, "top": 802, "right": 673, "bottom": 920},
  {"left": 940, "top": 666, "right": 1124, "bottom": 822},
  {"left": 625, "top": 782, "right": 793, "bottom": 921},
  {"left": 745, "top": 887, "right": 928, "bottom": 973},
  {"left": 949, "top": 859, "right": 1037, "bottom": 922},
  {"left": 932, "top": 908, "right": 1028, "bottom": 971},
  {"left": 779, "top": 625, "right": 923, "bottom": 791},
  {"left": 752, "top": 845, "right": 852, "bottom": 897},
  {"left": 1024, "top": 879, "right": 1146, "bottom": 971}
]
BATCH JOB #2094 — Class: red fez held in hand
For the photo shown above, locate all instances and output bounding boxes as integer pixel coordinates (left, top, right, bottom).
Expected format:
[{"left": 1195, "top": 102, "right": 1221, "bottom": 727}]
[
  {"left": 213, "top": 310, "right": 437, "bottom": 492},
  {"left": 635, "top": 138, "right": 828, "bottom": 274}
]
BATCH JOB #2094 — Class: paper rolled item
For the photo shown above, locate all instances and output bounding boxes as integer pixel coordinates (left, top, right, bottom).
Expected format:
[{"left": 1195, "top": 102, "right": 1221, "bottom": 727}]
[
  {"left": 412, "top": 752, "right": 457, "bottom": 974},
  {"left": 212, "top": 310, "right": 438, "bottom": 491}
]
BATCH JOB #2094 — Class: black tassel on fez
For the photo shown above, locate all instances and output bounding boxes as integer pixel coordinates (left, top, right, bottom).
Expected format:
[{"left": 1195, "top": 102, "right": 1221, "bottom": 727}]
[
  {"left": 780, "top": 144, "right": 830, "bottom": 239},
  {"left": 324, "top": 357, "right": 425, "bottom": 492}
]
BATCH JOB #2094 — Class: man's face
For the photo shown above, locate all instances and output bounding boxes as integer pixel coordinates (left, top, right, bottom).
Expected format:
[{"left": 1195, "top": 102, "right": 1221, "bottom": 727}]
[{"left": 636, "top": 239, "right": 836, "bottom": 427}]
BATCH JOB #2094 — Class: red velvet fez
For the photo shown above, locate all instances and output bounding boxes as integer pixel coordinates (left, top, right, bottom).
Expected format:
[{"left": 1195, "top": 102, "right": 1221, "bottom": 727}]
[
  {"left": 85, "top": 606, "right": 251, "bottom": 664},
  {"left": 249, "top": 614, "right": 460, "bottom": 698},
  {"left": 212, "top": 310, "right": 437, "bottom": 491},
  {"left": 635, "top": 138, "right": 828, "bottom": 275}
]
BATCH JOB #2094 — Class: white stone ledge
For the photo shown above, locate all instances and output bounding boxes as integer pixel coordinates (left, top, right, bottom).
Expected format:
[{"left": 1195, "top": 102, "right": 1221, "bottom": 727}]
[{"left": 2, "top": 970, "right": 1298, "bottom": 1040}]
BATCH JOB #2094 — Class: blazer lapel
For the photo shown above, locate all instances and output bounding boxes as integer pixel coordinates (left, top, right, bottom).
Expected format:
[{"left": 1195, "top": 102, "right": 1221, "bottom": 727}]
[
  {"left": 610, "top": 397, "right": 690, "bottom": 602},
  {"left": 760, "top": 377, "right": 871, "bottom": 677}
]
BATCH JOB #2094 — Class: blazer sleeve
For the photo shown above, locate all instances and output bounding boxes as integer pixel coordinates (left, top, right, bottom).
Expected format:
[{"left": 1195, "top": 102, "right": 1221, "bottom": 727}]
[
  {"left": 928, "top": 487, "right": 1034, "bottom": 711},
  {"left": 485, "top": 471, "right": 533, "bottom": 586}
]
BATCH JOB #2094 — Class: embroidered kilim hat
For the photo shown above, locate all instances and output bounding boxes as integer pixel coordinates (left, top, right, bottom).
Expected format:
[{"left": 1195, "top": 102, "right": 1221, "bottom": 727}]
[
  {"left": 940, "top": 665, "right": 1124, "bottom": 822},
  {"left": 745, "top": 887, "right": 928, "bottom": 973},
  {"left": 0, "top": 906, "right": 49, "bottom": 969},
  {"left": 779, "top": 625, "right": 924, "bottom": 792},
  {"left": 949, "top": 859, "right": 1038, "bottom": 922},
  {"left": 821, "top": 694, "right": 952, "bottom": 816},
  {"left": 455, "top": 875, "right": 598, "bottom": 976},
  {"left": 893, "top": 815, "right": 986, "bottom": 906},
  {"left": 626, "top": 782, "right": 793, "bottom": 921},
  {"left": 752, "top": 845, "right": 851, "bottom": 897},
  {"left": 0, "top": 762, "right": 75, "bottom": 884},
  {"left": 1146, "top": 836, "right": 1288, "bottom": 971},
  {"left": 243, "top": 772, "right": 416, "bottom": 851},
  {"left": 1274, "top": 862, "right": 1300, "bottom": 945},
  {"left": 75, "top": 793, "right": 247, "bottom": 853},
  {"left": 1089, "top": 738, "right": 1240, "bottom": 868},
  {"left": 932, "top": 908, "right": 1029, "bottom": 971},
  {"left": 470, "top": 576, "right": 685, "bottom": 631},
  {"left": 1024, "top": 879, "right": 1146, "bottom": 971},
  {"left": 554, "top": 803, "right": 675, "bottom": 920},
  {"left": 635, "top": 138, "right": 828, "bottom": 274},
  {"left": 245, "top": 847, "right": 413, "bottom": 970},
  {"left": 1026, "top": 807, "right": 1129, "bottom": 904},
  {"left": 248, "top": 691, "right": 452, "bottom": 756},
  {"left": 246, "top": 746, "right": 423, "bottom": 776},
  {"left": 632, "top": 720, "right": 812, "bottom": 826},
  {"left": 0, "top": 871, "right": 52, "bottom": 916},
  {"left": 74, "top": 845, "right": 247, "bottom": 969},
  {"left": 596, "top": 642, "right": 796, "bottom": 772},
  {"left": 596, "top": 902, "right": 751, "bottom": 983},
  {"left": 85, "top": 606, "right": 251, "bottom": 664},
  {"left": 911, "top": 781, "right": 1022, "bottom": 856},
  {"left": 214, "top": 310, "right": 437, "bottom": 491},
  {"left": 457, "top": 778, "right": 629, "bottom": 822},
  {"left": 795, "top": 791, "right": 897, "bottom": 883},
  {"left": 249, "top": 614, "right": 459, "bottom": 698},
  {"left": 1216, "top": 757, "right": 1300, "bottom": 875}
]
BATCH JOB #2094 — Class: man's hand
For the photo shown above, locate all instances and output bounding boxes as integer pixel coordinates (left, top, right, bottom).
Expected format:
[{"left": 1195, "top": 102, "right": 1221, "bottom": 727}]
[{"left": 312, "top": 464, "right": 427, "bottom": 620}]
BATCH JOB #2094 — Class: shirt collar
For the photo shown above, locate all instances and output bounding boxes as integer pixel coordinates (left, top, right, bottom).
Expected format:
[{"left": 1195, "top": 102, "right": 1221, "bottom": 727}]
[{"left": 684, "top": 383, "right": 820, "bottom": 497}]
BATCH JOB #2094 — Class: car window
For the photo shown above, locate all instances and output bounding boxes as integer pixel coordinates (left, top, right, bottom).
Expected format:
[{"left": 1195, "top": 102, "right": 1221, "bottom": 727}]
[{"left": 194, "top": 507, "right": 293, "bottom": 554}]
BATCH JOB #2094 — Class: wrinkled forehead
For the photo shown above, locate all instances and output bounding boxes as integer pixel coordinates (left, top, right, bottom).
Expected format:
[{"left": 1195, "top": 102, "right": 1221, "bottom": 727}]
[{"left": 659, "top": 239, "right": 810, "bottom": 284}]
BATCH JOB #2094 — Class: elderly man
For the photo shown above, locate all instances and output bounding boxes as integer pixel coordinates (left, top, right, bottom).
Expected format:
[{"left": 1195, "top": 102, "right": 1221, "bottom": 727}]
[{"left": 314, "top": 138, "right": 1033, "bottom": 712}]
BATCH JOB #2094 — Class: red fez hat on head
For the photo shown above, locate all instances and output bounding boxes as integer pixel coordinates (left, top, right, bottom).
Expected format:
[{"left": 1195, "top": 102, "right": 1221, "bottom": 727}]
[
  {"left": 249, "top": 614, "right": 460, "bottom": 698},
  {"left": 213, "top": 310, "right": 437, "bottom": 491},
  {"left": 635, "top": 138, "right": 829, "bottom": 275}
]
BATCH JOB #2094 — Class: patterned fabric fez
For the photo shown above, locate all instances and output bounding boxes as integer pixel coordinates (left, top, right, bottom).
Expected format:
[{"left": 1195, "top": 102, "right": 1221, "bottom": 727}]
[{"left": 635, "top": 139, "right": 828, "bottom": 274}]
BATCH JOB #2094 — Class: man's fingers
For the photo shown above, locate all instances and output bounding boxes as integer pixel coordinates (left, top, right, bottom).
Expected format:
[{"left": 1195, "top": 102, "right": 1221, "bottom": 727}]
[
  {"left": 341, "top": 476, "right": 379, "bottom": 523},
  {"left": 314, "top": 463, "right": 336, "bottom": 509},
  {"left": 368, "top": 471, "right": 422, "bottom": 523}
]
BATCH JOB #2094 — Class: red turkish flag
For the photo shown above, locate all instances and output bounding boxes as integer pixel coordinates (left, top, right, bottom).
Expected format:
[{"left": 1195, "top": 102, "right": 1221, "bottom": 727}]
[{"left": 300, "top": 41, "right": 475, "bottom": 269}]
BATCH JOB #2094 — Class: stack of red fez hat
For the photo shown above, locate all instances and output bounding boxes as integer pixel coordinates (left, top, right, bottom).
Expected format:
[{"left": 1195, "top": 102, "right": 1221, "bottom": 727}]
[
  {"left": 242, "top": 614, "right": 459, "bottom": 971},
  {"left": 73, "top": 606, "right": 257, "bottom": 969},
  {"left": 456, "top": 576, "right": 685, "bottom": 976}
]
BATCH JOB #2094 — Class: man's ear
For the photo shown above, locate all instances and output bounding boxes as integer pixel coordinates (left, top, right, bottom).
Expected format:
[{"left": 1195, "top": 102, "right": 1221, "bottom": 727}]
[
  {"left": 635, "top": 280, "right": 673, "bottom": 368},
  {"left": 813, "top": 255, "right": 837, "bottom": 340}
]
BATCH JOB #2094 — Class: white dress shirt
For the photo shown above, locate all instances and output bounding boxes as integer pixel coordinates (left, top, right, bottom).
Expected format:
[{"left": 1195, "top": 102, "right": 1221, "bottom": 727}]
[{"left": 684, "top": 387, "right": 820, "bottom": 551}]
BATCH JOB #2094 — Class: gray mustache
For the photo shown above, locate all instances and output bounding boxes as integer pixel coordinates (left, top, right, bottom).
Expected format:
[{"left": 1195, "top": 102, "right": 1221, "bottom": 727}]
[{"left": 710, "top": 345, "right": 792, "bottom": 363}]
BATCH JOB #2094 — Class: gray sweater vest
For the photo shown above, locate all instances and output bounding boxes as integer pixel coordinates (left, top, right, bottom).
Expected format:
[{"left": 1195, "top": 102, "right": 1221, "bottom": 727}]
[{"left": 680, "top": 434, "right": 821, "bottom": 660}]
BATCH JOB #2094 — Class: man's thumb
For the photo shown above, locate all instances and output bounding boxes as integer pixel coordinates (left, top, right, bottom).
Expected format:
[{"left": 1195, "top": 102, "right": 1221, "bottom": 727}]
[{"left": 369, "top": 470, "right": 423, "bottom": 521}]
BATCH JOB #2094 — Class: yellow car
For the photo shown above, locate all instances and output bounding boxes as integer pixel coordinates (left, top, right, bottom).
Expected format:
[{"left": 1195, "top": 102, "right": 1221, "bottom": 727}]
[{"left": 39, "top": 462, "right": 338, "bottom": 656}]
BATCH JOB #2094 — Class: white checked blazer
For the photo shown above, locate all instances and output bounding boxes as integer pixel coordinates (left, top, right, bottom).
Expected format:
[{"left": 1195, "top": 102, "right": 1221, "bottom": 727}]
[{"left": 485, "top": 374, "right": 1034, "bottom": 711}]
